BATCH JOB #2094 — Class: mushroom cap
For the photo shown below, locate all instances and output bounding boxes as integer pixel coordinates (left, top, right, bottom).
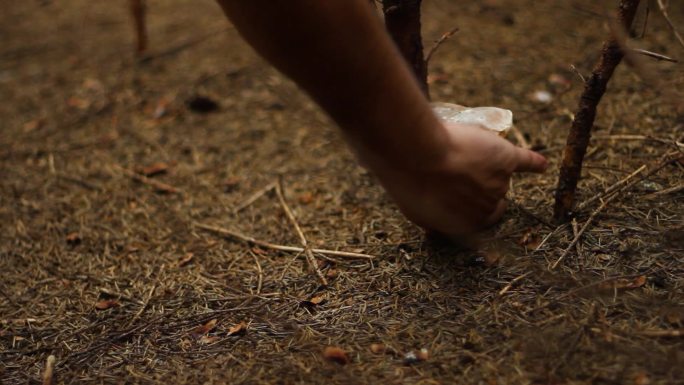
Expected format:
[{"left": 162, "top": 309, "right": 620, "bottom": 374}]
[{"left": 431, "top": 102, "right": 513, "bottom": 136}]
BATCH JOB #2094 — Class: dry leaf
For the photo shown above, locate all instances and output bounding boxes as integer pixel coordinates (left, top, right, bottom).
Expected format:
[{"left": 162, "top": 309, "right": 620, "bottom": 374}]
[
  {"left": 301, "top": 294, "right": 326, "bottom": 307},
  {"left": 95, "top": 299, "right": 120, "bottom": 310},
  {"left": 298, "top": 192, "right": 314, "bottom": 204},
  {"left": 251, "top": 247, "right": 268, "bottom": 256},
  {"left": 65, "top": 232, "right": 81, "bottom": 245},
  {"left": 325, "top": 269, "right": 338, "bottom": 279},
  {"left": 177, "top": 253, "right": 194, "bottom": 267},
  {"left": 370, "top": 343, "right": 385, "bottom": 354},
  {"left": 67, "top": 96, "right": 91, "bottom": 110},
  {"left": 323, "top": 346, "right": 349, "bottom": 364},
  {"left": 138, "top": 162, "right": 169, "bottom": 177},
  {"left": 227, "top": 321, "right": 247, "bottom": 336},
  {"left": 600, "top": 276, "right": 647, "bottom": 290},
  {"left": 23, "top": 119, "right": 44, "bottom": 133},
  {"left": 518, "top": 227, "right": 542, "bottom": 249},
  {"left": 191, "top": 318, "right": 218, "bottom": 337},
  {"left": 633, "top": 372, "right": 650, "bottom": 385},
  {"left": 548, "top": 73, "right": 571, "bottom": 89},
  {"left": 198, "top": 335, "right": 220, "bottom": 345},
  {"left": 222, "top": 177, "right": 240, "bottom": 192}
]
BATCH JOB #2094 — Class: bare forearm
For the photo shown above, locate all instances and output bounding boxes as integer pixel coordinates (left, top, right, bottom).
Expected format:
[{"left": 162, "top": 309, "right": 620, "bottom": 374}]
[{"left": 215, "top": 0, "right": 448, "bottom": 168}]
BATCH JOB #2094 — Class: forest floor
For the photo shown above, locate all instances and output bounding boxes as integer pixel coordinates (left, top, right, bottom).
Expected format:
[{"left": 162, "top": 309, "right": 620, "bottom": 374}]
[{"left": 1, "top": 1, "right": 683, "bottom": 384}]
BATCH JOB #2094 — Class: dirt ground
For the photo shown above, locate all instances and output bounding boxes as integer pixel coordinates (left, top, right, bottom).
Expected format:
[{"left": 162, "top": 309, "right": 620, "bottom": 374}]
[{"left": 1, "top": 1, "right": 683, "bottom": 384}]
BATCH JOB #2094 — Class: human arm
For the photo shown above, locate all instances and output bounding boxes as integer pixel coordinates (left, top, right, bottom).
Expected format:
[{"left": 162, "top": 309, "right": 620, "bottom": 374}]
[{"left": 215, "top": 0, "right": 548, "bottom": 237}]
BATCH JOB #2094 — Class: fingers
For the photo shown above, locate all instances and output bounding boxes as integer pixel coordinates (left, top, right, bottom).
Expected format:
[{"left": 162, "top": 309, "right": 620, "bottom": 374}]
[{"left": 513, "top": 147, "right": 548, "bottom": 173}]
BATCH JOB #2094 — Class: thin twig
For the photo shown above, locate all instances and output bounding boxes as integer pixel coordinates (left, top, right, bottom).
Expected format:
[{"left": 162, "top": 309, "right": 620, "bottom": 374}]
[
  {"left": 194, "top": 223, "right": 375, "bottom": 260},
  {"left": 576, "top": 164, "right": 647, "bottom": 211},
  {"left": 551, "top": 197, "right": 612, "bottom": 270},
  {"left": 498, "top": 272, "right": 532, "bottom": 296},
  {"left": 657, "top": 0, "right": 684, "bottom": 51},
  {"left": 632, "top": 48, "right": 678, "bottom": 62},
  {"left": 425, "top": 26, "right": 459, "bottom": 64},
  {"left": 233, "top": 181, "right": 277, "bottom": 213},
  {"left": 274, "top": 181, "right": 327, "bottom": 286},
  {"left": 578, "top": 153, "right": 683, "bottom": 211},
  {"left": 114, "top": 165, "right": 181, "bottom": 194}
]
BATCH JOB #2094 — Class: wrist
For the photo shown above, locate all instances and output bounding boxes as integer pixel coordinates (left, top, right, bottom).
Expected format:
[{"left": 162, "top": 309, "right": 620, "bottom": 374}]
[{"left": 347, "top": 101, "right": 452, "bottom": 174}]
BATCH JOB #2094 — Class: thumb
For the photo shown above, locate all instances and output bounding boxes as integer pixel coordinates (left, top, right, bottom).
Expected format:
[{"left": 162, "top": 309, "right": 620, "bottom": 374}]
[{"left": 513, "top": 147, "right": 548, "bottom": 173}]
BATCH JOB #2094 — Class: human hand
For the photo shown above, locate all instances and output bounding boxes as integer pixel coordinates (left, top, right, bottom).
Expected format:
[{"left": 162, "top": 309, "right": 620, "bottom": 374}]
[{"left": 367, "top": 122, "right": 548, "bottom": 239}]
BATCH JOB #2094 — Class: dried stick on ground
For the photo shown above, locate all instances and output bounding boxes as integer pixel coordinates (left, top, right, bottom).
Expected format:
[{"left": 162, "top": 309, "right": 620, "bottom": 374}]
[
  {"left": 275, "top": 182, "right": 328, "bottom": 286},
  {"left": 129, "top": 0, "right": 147, "bottom": 55},
  {"left": 553, "top": 0, "right": 642, "bottom": 222},
  {"left": 114, "top": 165, "right": 182, "bottom": 194},
  {"left": 382, "top": 0, "right": 429, "bottom": 97},
  {"left": 656, "top": 0, "right": 684, "bottom": 51},
  {"left": 194, "top": 223, "right": 376, "bottom": 260}
]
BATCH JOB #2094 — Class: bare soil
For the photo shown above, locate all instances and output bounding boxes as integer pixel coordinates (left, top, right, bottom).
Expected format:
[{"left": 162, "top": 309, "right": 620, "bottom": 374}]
[{"left": 1, "top": 1, "right": 683, "bottom": 384}]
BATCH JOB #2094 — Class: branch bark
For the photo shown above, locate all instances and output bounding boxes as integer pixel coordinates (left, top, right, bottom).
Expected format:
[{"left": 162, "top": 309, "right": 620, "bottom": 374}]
[
  {"left": 382, "top": 0, "right": 429, "bottom": 97},
  {"left": 130, "top": 0, "right": 148, "bottom": 55},
  {"left": 553, "top": 0, "right": 641, "bottom": 222}
]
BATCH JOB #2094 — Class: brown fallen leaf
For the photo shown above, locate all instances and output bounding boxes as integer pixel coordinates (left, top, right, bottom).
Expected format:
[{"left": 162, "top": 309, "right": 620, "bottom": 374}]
[
  {"left": 633, "top": 372, "right": 650, "bottom": 385},
  {"left": 518, "top": 226, "right": 542, "bottom": 249},
  {"left": 95, "top": 299, "right": 120, "bottom": 310},
  {"left": 227, "top": 321, "right": 247, "bottom": 336},
  {"left": 323, "top": 346, "right": 349, "bottom": 365},
  {"left": 325, "top": 269, "right": 338, "bottom": 279},
  {"left": 138, "top": 162, "right": 170, "bottom": 177},
  {"left": 66, "top": 96, "right": 91, "bottom": 110},
  {"left": 65, "top": 232, "right": 81, "bottom": 245},
  {"left": 600, "top": 275, "right": 647, "bottom": 290},
  {"left": 198, "top": 335, "right": 220, "bottom": 345},
  {"left": 369, "top": 343, "right": 385, "bottom": 354},
  {"left": 301, "top": 294, "right": 326, "bottom": 307},
  {"left": 222, "top": 177, "right": 240, "bottom": 192},
  {"left": 191, "top": 318, "right": 218, "bottom": 338},
  {"left": 176, "top": 253, "right": 194, "bottom": 267},
  {"left": 23, "top": 118, "right": 45, "bottom": 133},
  {"left": 298, "top": 192, "right": 314, "bottom": 205}
]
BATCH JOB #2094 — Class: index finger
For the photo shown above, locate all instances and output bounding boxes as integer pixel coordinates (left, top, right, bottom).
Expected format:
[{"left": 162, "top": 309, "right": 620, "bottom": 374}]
[{"left": 513, "top": 147, "right": 548, "bottom": 173}]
